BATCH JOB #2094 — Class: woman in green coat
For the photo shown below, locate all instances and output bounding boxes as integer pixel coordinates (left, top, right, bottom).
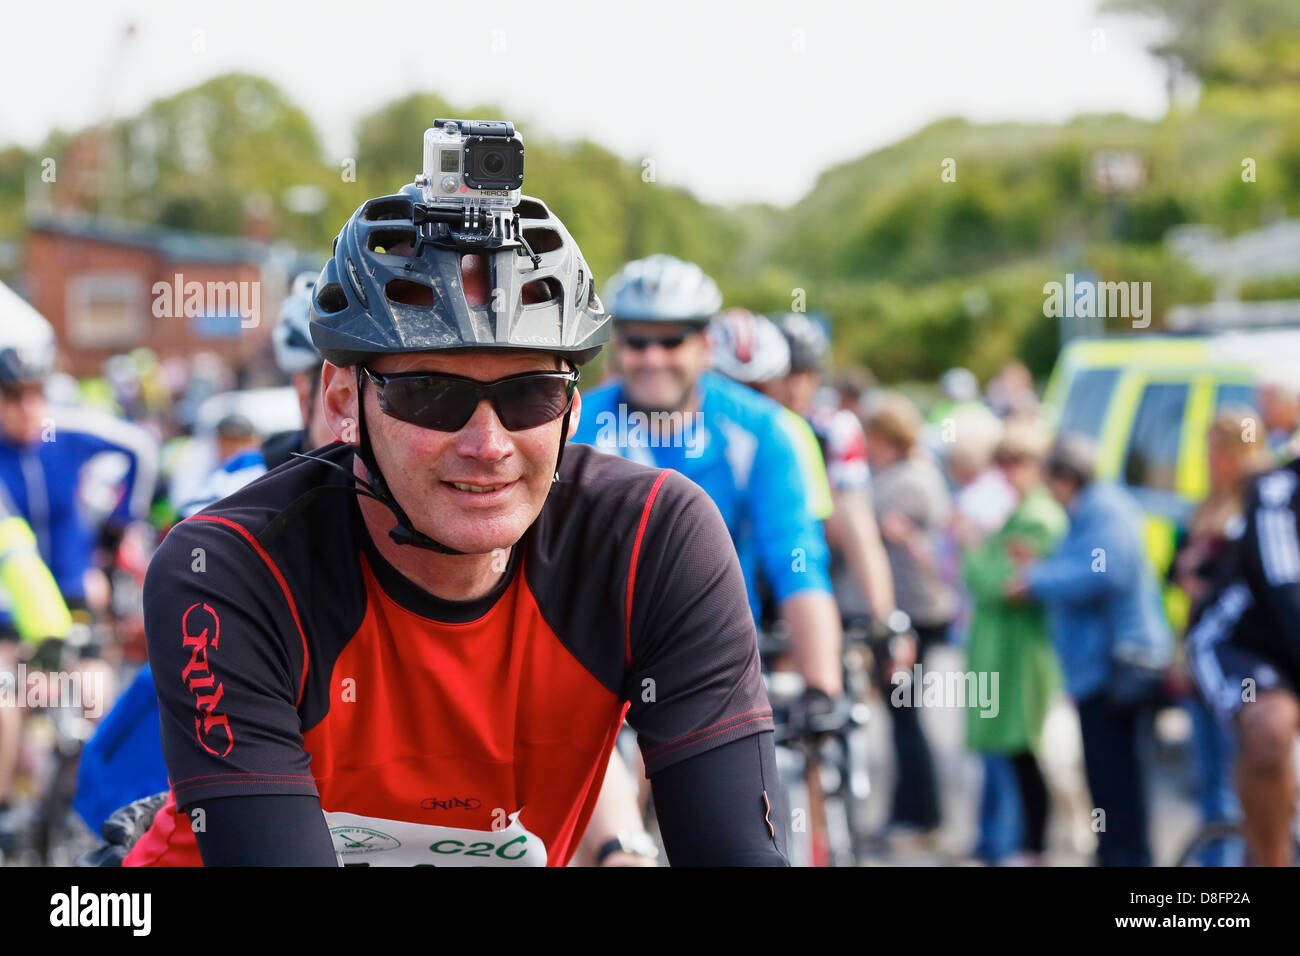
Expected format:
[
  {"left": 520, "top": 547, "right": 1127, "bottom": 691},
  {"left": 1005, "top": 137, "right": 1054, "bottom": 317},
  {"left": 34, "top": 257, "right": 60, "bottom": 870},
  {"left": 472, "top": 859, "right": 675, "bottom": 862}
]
[{"left": 962, "top": 417, "right": 1066, "bottom": 864}]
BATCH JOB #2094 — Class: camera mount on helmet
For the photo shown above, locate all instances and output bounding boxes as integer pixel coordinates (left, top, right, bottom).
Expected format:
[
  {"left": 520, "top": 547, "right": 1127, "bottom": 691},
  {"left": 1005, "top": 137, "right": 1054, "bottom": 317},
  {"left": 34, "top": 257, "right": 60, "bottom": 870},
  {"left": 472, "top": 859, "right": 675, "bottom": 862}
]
[{"left": 411, "top": 119, "right": 540, "bottom": 267}]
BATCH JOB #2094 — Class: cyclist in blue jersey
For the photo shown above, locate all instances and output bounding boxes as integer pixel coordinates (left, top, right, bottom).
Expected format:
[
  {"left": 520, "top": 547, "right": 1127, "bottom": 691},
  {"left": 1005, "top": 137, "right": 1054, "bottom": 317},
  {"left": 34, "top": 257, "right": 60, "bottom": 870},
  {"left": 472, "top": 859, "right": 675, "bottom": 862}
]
[
  {"left": 571, "top": 255, "right": 844, "bottom": 710},
  {"left": 81, "top": 271, "right": 336, "bottom": 832},
  {"left": 0, "top": 285, "right": 158, "bottom": 623}
]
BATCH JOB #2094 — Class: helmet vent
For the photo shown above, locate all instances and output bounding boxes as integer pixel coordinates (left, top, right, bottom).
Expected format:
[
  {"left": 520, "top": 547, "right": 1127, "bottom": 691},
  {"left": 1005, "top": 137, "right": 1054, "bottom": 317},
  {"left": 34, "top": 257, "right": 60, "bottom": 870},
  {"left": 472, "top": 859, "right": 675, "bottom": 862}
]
[
  {"left": 316, "top": 282, "right": 349, "bottom": 315},
  {"left": 522, "top": 277, "right": 562, "bottom": 305},
  {"left": 385, "top": 279, "right": 435, "bottom": 306},
  {"left": 515, "top": 198, "right": 548, "bottom": 221},
  {"left": 363, "top": 198, "right": 411, "bottom": 222},
  {"left": 522, "top": 227, "right": 562, "bottom": 253},
  {"left": 368, "top": 227, "right": 417, "bottom": 254}
]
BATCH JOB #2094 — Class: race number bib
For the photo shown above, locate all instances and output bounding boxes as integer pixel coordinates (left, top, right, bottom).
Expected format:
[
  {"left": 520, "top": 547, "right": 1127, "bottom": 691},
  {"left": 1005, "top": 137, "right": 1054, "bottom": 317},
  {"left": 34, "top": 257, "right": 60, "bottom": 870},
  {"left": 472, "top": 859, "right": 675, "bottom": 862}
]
[{"left": 326, "top": 809, "right": 547, "bottom": 867}]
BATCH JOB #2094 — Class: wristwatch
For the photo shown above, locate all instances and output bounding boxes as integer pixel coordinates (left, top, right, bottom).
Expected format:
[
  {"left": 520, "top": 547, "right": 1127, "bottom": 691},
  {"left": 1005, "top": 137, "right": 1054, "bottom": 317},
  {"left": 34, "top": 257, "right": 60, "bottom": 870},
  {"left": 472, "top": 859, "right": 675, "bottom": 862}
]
[{"left": 594, "top": 830, "right": 660, "bottom": 865}]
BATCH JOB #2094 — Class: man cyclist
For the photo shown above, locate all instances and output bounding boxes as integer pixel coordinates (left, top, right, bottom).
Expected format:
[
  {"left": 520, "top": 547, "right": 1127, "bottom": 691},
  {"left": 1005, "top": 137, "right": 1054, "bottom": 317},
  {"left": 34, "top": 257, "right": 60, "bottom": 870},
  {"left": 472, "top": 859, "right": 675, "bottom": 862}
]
[
  {"left": 122, "top": 178, "right": 786, "bottom": 866},
  {"left": 0, "top": 289, "right": 119, "bottom": 838},
  {"left": 571, "top": 257, "right": 844, "bottom": 713},
  {"left": 0, "top": 281, "right": 158, "bottom": 629},
  {"left": 78, "top": 271, "right": 336, "bottom": 834},
  {"left": 0, "top": 483, "right": 73, "bottom": 841},
  {"left": 757, "top": 312, "right": 900, "bottom": 636},
  {"left": 1189, "top": 457, "right": 1300, "bottom": 865}
]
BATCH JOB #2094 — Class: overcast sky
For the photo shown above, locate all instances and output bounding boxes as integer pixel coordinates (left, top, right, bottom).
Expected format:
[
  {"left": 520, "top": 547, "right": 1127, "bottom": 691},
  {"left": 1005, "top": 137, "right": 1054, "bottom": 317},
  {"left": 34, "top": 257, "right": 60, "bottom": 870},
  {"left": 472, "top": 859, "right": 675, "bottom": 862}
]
[{"left": 3, "top": 0, "right": 1169, "bottom": 207}]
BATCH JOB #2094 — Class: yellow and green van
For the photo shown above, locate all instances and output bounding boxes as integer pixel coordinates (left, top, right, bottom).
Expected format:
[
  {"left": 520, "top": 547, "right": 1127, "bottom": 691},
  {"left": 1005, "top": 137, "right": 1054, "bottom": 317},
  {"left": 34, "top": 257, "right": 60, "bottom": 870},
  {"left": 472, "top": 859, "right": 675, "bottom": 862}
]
[{"left": 1040, "top": 327, "right": 1300, "bottom": 630}]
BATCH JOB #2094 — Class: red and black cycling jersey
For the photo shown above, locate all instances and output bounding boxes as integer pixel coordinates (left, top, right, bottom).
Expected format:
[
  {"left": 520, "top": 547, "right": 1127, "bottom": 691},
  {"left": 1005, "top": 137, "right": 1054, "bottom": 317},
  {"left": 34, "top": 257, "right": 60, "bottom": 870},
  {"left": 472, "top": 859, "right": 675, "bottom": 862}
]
[{"left": 124, "top": 440, "right": 773, "bottom": 867}]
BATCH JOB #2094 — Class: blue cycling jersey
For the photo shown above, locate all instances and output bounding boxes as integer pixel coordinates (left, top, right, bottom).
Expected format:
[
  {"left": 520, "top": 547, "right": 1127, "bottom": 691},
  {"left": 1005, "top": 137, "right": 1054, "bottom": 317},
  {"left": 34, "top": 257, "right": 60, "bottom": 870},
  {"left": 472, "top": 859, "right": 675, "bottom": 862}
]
[
  {"left": 571, "top": 370, "right": 832, "bottom": 620},
  {"left": 179, "top": 447, "right": 268, "bottom": 518},
  {"left": 0, "top": 406, "right": 157, "bottom": 606},
  {"left": 75, "top": 663, "right": 168, "bottom": 833}
]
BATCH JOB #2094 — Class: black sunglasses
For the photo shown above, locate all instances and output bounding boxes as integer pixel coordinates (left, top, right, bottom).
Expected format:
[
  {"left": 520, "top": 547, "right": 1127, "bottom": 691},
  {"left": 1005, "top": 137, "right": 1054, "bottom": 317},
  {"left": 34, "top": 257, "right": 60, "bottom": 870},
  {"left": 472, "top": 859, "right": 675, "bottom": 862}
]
[
  {"left": 619, "top": 333, "right": 695, "bottom": 351},
  {"left": 362, "top": 366, "right": 579, "bottom": 432}
]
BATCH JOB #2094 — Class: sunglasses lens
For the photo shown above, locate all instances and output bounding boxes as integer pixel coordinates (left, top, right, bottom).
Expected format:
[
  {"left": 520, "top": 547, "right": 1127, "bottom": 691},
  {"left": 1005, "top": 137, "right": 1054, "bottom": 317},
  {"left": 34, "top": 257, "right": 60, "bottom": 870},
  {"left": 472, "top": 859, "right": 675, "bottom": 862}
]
[
  {"left": 374, "top": 376, "right": 478, "bottom": 431},
  {"left": 371, "top": 372, "right": 574, "bottom": 432},
  {"left": 623, "top": 334, "right": 687, "bottom": 351},
  {"left": 493, "top": 377, "right": 574, "bottom": 430}
]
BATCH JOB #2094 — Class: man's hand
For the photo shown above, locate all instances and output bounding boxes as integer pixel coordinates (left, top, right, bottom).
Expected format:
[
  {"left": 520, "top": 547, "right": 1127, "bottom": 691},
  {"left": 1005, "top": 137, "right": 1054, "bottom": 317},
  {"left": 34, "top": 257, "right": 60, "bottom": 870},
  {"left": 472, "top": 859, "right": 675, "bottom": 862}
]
[
  {"left": 23, "top": 636, "right": 64, "bottom": 672},
  {"left": 1005, "top": 538, "right": 1035, "bottom": 565},
  {"left": 1003, "top": 576, "right": 1031, "bottom": 601},
  {"left": 879, "top": 509, "right": 914, "bottom": 544}
]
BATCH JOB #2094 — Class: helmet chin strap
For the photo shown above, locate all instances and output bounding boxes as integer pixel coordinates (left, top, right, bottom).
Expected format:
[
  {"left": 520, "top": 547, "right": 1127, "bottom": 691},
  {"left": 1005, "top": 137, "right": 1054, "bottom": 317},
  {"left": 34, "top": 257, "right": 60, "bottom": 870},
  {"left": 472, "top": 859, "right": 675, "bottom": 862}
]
[{"left": 354, "top": 366, "right": 466, "bottom": 555}]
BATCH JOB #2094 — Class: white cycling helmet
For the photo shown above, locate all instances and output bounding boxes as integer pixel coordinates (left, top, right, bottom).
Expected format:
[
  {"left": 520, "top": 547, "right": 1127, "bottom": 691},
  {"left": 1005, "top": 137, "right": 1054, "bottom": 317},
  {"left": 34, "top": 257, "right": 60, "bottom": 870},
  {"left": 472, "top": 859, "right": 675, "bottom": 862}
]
[
  {"left": 709, "top": 309, "right": 791, "bottom": 384},
  {"left": 0, "top": 280, "right": 56, "bottom": 387},
  {"left": 273, "top": 271, "right": 321, "bottom": 375},
  {"left": 603, "top": 254, "right": 723, "bottom": 324}
]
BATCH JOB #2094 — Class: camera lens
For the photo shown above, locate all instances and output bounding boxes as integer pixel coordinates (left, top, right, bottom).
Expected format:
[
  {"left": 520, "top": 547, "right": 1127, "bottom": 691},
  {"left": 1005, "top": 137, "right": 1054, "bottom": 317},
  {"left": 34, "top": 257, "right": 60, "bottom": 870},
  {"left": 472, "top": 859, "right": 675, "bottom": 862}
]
[{"left": 464, "top": 137, "right": 523, "bottom": 189}]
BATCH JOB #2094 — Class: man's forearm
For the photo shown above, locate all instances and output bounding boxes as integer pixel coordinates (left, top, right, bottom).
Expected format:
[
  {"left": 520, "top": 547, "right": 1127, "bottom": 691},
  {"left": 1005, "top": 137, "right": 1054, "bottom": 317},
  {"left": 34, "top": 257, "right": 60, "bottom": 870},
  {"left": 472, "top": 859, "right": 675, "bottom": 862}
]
[
  {"left": 829, "top": 489, "right": 897, "bottom": 620},
  {"left": 576, "top": 745, "right": 654, "bottom": 865},
  {"left": 781, "top": 591, "right": 843, "bottom": 696}
]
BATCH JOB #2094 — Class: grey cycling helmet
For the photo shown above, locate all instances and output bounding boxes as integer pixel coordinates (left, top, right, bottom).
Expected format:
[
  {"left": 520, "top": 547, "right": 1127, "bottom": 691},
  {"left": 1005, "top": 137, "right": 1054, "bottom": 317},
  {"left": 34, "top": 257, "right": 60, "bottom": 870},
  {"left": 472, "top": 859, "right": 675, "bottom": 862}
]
[
  {"left": 0, "top": 281, "right": 56, "bottom": 387},
  {"left": 310, "top": 185, "right": 609, "bottom": 368},
  {"left": 298, "top": 184, "right": 609, "bottom": 556},
  {"left": 273, "top": 271, "right": 322, "bottom": 375},
  {"left": 603, "top": 254, "right": 723, "bottom": 325},
  {"left": 709, "top": 309, "right": 791, "bottom": 384},
  {"left": 774, "top": 312, "right": 830, "bottom": 374}
]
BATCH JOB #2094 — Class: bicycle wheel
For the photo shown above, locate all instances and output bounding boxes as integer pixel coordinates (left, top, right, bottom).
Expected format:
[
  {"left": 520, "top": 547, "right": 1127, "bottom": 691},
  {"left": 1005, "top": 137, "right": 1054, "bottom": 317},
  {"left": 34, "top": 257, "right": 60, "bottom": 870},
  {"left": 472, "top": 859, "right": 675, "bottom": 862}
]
[
  {"left": 815, "top": 746, "right": 857, "bottom": 866},
  {"left": 1174, "top": 821, "right": 1247, "bottom": 867}
]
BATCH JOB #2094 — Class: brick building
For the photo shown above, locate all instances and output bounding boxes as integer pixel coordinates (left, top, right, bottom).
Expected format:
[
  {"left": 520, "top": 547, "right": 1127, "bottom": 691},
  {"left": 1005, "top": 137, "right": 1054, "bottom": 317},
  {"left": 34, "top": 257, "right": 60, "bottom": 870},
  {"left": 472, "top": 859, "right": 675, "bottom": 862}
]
[{"left": 21, "top": 215, "right": 317, "bottom": 378}]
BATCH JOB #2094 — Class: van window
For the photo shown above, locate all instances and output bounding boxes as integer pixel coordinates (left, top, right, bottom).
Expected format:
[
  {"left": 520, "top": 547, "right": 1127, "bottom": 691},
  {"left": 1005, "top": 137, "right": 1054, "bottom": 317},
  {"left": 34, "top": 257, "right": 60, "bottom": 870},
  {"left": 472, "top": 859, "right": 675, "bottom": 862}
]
[
  {"left": 1123, "top": 383, "right": 1189, "bottom": 492},
  {"left": 1214, "top": 383, "right": 1257, "bottom": 414},
  {"left": 1058, "top": 368, "right": 1120, "bottom": 440}
]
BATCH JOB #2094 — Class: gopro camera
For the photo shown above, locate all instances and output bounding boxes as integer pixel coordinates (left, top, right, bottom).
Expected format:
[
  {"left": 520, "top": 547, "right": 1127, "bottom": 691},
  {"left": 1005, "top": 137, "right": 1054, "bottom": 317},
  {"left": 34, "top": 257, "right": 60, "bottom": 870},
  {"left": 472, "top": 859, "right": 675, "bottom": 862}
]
[
  {"left": 411, "top": 119, "right": 534, "bottom": 256},
  {"left": 417, "top": 119, "right": 524, "bottom": 212}
]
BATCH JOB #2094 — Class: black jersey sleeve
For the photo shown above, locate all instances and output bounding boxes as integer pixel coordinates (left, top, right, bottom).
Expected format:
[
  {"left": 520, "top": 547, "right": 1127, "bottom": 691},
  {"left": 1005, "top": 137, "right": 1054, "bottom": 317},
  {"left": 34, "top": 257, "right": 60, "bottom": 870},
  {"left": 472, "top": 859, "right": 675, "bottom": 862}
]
[
  {"left": 190, "top": 794, "right": 339, "bottom": 866},
  {"left": 622, "top": 470, "right": 775, "bottom": 776},
  {"left": 1239, "top": 467, "right": 1300, "bottom": 651},
  {"left": 651, "top": 731, "right": 788, "bottom": 866},
  {"left": 143, "top": 514, "right": 318, "bottom": 811}
]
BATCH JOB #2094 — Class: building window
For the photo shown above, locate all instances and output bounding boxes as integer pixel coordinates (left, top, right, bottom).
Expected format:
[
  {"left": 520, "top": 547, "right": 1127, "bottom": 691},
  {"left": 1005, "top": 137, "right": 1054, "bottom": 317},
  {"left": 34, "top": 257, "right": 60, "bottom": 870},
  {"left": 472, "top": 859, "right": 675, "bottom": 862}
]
[{"left": 66, "top": 274, "right": 147, "bottom": 349}]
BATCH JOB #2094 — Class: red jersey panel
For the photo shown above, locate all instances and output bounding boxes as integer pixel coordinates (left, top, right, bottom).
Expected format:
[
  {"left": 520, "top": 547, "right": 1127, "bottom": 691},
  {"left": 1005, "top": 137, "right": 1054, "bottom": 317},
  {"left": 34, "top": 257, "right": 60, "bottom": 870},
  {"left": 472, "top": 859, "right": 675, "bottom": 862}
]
[{"left": 125, "top": 442, "right": 771, "bottom": 866}]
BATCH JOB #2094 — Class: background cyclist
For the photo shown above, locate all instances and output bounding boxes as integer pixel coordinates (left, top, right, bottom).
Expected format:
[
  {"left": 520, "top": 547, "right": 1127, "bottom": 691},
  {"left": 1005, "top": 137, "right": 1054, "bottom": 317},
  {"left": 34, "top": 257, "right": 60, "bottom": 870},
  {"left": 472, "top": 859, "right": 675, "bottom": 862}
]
[
  {"left": 571, "top": 257, "right": 844, "bottom": 715},
  {"left": 758, "top": 312, "right": 901, "bottom": 640}
]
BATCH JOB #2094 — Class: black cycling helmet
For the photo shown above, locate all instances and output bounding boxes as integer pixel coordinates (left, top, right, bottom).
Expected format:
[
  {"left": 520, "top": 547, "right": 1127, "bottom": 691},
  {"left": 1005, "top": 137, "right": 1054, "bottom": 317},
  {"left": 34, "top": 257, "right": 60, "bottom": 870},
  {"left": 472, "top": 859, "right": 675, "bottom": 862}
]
[
  {"left": 310, "top": 185, "right": 609, "bottom": 368},
  {"left": 286, "top": 185, "right": 611, "bottom": 557},
  {"left": 774, "top": 312, "right": 830, "bottom": 374}
]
